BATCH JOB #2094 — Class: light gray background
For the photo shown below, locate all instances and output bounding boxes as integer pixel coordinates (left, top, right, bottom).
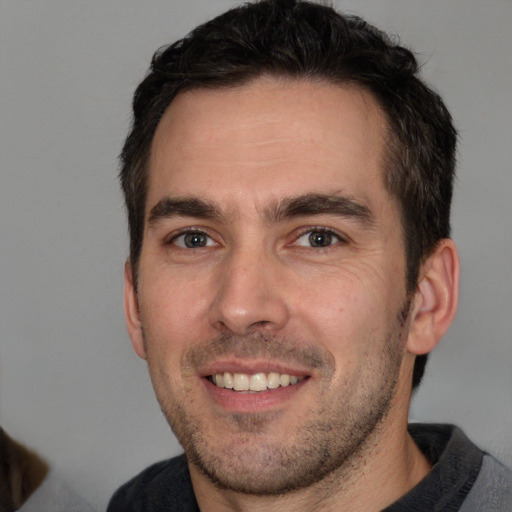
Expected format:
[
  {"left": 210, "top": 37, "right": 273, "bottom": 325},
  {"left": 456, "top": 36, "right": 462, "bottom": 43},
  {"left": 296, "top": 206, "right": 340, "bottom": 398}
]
[{"left": 1, "top": 0, "right": 511, "bottom": 510}]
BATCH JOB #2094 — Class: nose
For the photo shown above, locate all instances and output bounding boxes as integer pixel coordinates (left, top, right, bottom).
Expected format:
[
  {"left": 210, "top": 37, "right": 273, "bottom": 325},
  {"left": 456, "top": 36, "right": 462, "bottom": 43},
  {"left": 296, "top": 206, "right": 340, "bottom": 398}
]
[{"left": 208, "top": 247, "right": 290, "bottom": 335}]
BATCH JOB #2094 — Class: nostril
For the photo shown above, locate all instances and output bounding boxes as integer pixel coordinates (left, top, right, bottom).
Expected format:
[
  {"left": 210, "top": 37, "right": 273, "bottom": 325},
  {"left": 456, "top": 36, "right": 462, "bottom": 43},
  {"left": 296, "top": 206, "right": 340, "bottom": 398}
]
[{"left": 248, "top": 320, "right": 273, "bottom": 331}]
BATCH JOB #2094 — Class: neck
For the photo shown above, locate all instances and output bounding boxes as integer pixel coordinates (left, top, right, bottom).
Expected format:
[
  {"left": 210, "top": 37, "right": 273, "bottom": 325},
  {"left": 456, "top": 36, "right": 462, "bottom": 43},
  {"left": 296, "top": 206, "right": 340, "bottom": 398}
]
[{"left": 190, "top": 408, "right": 431, "bottom": 512}]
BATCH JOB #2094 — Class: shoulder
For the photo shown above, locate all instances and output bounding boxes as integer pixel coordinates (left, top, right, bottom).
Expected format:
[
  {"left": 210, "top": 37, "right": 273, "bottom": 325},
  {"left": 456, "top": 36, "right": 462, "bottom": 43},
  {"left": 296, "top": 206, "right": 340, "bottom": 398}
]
[
  {"left": 410, "top": 423, "right": 512, "bottom": 512},
  {"left": 107, "top": 454, "right": 198, "bottom": 512},
  {"left": 460, "top": 453, "right": 512, "bottom": 512}
]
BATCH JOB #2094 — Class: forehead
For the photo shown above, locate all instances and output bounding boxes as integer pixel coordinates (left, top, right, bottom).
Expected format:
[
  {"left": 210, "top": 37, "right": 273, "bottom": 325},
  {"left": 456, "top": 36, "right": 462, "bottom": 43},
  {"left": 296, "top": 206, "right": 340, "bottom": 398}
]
[{"left": 147, "top": 77, "right": 391, "bottom": 216}]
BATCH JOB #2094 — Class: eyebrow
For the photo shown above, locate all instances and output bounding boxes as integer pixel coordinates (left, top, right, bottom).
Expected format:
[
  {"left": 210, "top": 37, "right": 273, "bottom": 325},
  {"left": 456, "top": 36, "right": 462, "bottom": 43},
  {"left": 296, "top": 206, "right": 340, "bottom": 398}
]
[
  {"left": 266, "top": 193, "right": 374, "bottom": 228},
  {"left": 148, "top": 197, "right": 223, "bottom": 227},
  {"left": 147, "top": 193, "right": 374, "bottom": 229}
]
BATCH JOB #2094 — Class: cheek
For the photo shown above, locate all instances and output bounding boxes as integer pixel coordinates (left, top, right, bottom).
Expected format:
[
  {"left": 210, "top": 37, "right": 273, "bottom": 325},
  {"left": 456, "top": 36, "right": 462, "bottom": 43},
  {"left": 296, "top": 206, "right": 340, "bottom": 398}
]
[
  {"left": 140, "top": 281, "right": 204, "bottom": 395},
  {"left": 291, "top": 264, "right": 401, "bottom": 353},
  {"left": 140, "top": 268, "right": 212, "bottom": 332}
]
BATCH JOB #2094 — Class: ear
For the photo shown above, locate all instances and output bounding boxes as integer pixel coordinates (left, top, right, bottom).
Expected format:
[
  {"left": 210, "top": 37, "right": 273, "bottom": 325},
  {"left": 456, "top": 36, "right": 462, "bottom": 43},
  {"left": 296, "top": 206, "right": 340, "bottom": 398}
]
[
  {"left": 124, "top": 260, "right": 147, "bottom": 359},
  {"left": 406, "top": 239, "right": 459, "bottom": 356}
]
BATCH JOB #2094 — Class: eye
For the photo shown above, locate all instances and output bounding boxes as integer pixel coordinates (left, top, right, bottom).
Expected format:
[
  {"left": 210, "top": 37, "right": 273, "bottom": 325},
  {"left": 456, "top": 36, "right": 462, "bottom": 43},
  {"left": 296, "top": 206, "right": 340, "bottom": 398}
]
[
  {"left": 294, "top": 228, "right": 343, "bottom": 248},
  {"left": 171, "top": 230, "right": 216, "bottom": 249}
]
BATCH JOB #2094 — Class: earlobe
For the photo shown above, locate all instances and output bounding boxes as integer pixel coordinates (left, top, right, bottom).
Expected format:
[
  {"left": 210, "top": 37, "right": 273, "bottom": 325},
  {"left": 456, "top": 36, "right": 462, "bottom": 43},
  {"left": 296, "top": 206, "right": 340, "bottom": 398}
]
[
  {"left": 124, "top": 261, "right": 147, "bottom": 360},
  {"left": 406, "top": 239, "right": 459, "bottom": 356}
]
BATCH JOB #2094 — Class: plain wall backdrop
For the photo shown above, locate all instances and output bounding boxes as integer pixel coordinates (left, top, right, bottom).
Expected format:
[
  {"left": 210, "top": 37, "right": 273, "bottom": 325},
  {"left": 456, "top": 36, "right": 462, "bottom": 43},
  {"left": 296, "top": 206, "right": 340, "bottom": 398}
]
[{"left": 1, "top": 0, "right": 511, "bottom": 509}]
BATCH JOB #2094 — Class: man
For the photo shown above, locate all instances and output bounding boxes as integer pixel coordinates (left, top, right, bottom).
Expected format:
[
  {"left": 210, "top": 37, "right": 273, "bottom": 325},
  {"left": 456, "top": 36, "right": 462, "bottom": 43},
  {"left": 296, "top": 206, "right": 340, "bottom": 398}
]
[{"left": 108, "top": 1, "right": 512, "bottom": 510}]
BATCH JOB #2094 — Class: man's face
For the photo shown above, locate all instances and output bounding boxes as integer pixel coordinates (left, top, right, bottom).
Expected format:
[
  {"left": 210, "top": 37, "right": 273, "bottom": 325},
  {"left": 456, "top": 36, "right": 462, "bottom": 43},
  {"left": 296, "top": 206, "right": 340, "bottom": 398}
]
[{"left": 126, "top": 77, "right": 413, "bottom": 494}]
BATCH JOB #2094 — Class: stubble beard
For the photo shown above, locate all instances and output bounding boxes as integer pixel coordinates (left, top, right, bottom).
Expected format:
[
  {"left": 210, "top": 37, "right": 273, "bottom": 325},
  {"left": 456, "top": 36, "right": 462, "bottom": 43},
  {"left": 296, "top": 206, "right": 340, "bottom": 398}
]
[{"left": 146, "top": 300, "right": 410, "bottom": 496}]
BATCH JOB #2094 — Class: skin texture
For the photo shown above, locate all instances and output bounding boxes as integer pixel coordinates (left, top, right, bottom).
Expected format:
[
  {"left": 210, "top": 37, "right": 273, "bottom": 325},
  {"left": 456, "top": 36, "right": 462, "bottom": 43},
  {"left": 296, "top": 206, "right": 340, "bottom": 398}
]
[{"left": 124, "top": 77, "right": 459, "bottom": 511}]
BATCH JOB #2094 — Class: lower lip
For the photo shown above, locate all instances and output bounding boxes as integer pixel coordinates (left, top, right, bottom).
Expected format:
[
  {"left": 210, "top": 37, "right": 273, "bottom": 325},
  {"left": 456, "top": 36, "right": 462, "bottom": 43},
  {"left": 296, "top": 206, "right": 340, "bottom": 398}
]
[{"left": 202, "top": 377, "right": 308, "bottom": 413}]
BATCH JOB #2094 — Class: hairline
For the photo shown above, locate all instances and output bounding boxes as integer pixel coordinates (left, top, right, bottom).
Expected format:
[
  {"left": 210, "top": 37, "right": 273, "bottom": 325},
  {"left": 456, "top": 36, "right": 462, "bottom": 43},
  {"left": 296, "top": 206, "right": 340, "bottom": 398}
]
[{"left": 131, "top": 72, "right": 413, "bottom": 290}]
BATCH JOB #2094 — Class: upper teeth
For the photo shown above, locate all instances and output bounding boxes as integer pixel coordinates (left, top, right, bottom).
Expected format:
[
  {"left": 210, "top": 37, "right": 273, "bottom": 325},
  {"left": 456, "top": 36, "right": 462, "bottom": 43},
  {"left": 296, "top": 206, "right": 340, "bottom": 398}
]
[{"left": 212, "top": 372, "right": 302, "bottom": 392}]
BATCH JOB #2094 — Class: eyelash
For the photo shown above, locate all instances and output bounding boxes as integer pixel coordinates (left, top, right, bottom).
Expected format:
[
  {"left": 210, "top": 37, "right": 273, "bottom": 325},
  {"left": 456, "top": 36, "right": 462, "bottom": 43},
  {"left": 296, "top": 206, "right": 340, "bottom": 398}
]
[
  {"left": 165, "top": 226, "right": 347, "bottom": 250},
  {"left": 292, "top": 227, "right": 346, "bottom": 249},
  {"left": 166, "top": 228, "right": 216, "bottom": 249}
]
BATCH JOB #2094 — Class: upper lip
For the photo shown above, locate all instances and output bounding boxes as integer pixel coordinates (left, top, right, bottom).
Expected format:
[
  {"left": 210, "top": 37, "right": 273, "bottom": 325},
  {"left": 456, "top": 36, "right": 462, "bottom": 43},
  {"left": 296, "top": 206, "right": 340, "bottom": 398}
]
[{"left": 197, "top": 358, "right": 312, "bottom": 378}]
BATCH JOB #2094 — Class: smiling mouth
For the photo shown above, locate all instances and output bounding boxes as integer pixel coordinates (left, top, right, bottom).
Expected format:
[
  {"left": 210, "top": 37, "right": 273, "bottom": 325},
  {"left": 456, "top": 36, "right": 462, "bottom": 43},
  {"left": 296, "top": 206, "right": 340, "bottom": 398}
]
[{"left": 207, "top": 372, "right": 307, "bottom": 392}]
